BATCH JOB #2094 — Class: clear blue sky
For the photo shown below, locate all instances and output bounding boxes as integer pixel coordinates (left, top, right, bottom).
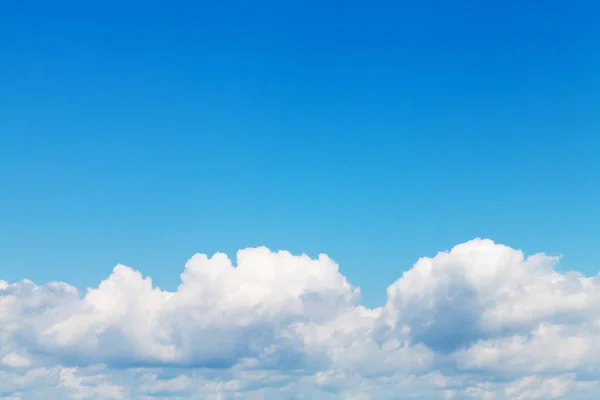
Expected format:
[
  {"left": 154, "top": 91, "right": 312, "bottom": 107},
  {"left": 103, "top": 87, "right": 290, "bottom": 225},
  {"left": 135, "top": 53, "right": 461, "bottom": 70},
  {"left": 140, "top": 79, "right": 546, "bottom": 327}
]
[{"left": 1, "top": 0, "right": 599, "bottom": 307}]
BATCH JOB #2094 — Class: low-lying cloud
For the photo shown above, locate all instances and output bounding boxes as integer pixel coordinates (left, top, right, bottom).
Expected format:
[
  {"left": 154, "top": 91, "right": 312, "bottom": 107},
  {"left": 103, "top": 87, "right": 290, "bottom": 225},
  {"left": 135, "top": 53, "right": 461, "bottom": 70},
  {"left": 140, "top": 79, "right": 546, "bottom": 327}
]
[{"left": 1, "top": 239, "right": 599, "bottom": 399}]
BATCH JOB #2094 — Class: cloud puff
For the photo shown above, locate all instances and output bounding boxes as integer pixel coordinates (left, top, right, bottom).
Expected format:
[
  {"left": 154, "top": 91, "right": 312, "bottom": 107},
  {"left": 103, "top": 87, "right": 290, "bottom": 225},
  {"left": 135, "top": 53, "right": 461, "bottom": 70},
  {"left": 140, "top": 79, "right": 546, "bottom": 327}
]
[{"left": 1, "top": 239, "right": 600, "bottom": 399}]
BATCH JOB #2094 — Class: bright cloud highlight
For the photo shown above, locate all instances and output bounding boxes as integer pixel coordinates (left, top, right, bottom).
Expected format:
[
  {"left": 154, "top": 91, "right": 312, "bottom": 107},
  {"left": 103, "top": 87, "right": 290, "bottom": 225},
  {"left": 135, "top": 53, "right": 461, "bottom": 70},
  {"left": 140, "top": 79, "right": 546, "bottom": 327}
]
[{"left": 1, "top": 239, "right": 599, "bottom": 399}]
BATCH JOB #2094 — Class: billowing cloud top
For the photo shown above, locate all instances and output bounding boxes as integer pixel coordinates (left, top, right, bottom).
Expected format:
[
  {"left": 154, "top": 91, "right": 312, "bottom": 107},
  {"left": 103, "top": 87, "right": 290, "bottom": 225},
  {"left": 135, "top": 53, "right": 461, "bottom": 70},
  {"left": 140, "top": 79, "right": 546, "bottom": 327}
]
[{"left": 1, "top": 239, "right": 599, "bottom": 399}]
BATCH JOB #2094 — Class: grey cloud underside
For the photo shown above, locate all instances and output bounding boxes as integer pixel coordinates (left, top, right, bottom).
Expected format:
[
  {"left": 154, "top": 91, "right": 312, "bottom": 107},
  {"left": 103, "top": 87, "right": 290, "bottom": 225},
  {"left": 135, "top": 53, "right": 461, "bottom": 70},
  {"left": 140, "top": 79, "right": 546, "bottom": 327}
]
[{"left": 1, "top": 239, "right": 600, "bottom": 399}]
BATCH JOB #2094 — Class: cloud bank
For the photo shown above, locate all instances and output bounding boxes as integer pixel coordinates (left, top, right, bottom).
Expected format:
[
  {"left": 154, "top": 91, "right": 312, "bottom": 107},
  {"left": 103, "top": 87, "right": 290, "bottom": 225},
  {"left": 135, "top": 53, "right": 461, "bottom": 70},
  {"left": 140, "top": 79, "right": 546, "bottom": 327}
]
[{"left": 2, "top": 239, "right": 600, "bottom": 399}]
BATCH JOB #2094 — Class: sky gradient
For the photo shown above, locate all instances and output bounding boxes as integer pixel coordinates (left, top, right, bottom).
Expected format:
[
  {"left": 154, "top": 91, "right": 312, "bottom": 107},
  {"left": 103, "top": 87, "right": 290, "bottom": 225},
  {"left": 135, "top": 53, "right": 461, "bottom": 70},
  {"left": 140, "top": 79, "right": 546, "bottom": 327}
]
[
  {"left": 1, "top": 1, "right": 600, "bottom": 398},
  {"left": 2, "top": 1, "right": 600, "bottom": 306}
]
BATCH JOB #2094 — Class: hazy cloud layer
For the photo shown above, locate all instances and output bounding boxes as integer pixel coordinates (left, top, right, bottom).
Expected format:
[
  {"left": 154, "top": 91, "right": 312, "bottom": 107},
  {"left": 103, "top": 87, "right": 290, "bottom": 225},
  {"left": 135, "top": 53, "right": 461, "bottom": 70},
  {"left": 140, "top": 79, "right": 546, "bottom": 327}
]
[{"left": 2, "top": 239, "right": 599, "bottom": 399}]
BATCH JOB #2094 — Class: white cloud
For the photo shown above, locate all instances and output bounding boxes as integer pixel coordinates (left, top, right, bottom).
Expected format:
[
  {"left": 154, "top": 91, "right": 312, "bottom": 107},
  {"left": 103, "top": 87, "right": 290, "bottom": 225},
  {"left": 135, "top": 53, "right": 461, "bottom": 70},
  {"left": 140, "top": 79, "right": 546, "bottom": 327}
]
[{"left": 1, "top": 239, "right": 600, "bottom": 399}]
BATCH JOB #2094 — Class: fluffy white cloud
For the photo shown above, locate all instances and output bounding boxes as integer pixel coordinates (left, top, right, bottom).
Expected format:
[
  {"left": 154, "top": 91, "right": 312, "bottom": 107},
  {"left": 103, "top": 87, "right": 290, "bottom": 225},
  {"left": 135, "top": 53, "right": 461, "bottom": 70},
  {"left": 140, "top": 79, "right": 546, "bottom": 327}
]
[{"left": 1, "top": 239, "right": 600, "bottom": 399}]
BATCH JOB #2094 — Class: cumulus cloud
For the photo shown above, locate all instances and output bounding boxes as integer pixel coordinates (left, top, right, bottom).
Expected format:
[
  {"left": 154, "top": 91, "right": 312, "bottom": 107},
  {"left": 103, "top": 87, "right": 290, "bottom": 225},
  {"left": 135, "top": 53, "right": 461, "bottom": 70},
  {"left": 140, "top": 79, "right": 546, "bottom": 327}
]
[{"left": 1, "top": 239, "right": 599, "bottom": 399}]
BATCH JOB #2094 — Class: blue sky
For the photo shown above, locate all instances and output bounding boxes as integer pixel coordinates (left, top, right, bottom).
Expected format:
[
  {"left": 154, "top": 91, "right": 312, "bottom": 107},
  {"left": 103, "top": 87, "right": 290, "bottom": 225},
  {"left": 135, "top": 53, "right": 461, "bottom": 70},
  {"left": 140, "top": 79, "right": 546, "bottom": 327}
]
[{"left": 1, "top": 0, "right": 599, "bottom": 308}]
